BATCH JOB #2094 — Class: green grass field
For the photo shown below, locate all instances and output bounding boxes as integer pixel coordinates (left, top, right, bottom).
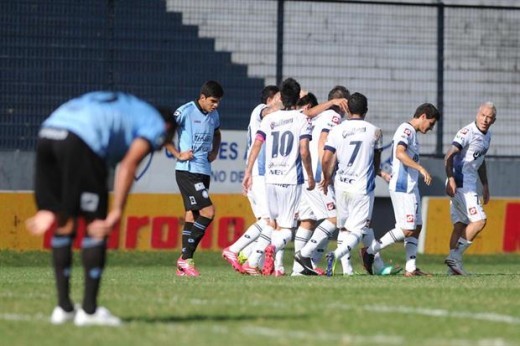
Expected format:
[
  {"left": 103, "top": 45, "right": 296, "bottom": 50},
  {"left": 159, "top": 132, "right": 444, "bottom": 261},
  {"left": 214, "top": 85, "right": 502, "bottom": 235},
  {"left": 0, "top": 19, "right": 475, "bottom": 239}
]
[{"left": 1, "top": 246, "right": 519, "bottom": 346}]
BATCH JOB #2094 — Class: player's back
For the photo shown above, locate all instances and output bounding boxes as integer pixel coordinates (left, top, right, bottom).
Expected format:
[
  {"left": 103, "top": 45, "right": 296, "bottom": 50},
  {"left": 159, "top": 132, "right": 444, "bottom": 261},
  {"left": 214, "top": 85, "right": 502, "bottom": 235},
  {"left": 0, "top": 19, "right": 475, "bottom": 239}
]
[
  {"left": 259, "top": 109, "right": 312, "bottom": 185},
  {"left": 328, "top": 118, "right": 382, "bottom": 193},
  {"left": 246, "top": 103, "right": 267, "bottom": 176},
  {"left": 42, "top": 91, "right": 165, "bottom": 165}
]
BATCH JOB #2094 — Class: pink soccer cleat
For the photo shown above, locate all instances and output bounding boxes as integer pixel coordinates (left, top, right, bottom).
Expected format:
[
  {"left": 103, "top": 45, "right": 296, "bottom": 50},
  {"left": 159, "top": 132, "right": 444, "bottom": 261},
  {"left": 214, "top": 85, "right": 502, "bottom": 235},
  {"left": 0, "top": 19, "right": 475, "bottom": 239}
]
[
  {"left": 177, "top": 256, "right": 200, "bottom": 276},
  {"left": 242, "top": 262, "right": 262, "bottom": 276},
  {"left": 222, "top": 247, "right": 245, "bottom": 273},
  {"left": 262, "top": 245, "right": 275, "bottom": 276}
]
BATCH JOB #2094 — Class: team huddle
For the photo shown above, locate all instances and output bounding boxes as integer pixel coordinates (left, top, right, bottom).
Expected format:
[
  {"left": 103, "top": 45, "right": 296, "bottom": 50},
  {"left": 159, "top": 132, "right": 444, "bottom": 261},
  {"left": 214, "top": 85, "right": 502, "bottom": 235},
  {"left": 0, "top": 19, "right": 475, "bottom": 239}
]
[{"left": 25, "top": 78, "right": 496, "bottom": 326}]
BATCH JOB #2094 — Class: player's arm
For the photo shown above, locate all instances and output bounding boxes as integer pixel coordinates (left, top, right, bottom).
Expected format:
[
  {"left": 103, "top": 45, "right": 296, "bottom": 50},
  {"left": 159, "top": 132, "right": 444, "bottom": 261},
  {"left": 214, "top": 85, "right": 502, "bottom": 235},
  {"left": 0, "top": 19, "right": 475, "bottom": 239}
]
[
  {"left": 303, "top": 98, "right": 348, "bottom": 118},
  {"left": 164, "top": 142, "right": 193, "bottom": 161},
  {"left": 395, "top": 144, "right": 432, "bottom": 186},
  {"left": 444, "top": 145, "right": 461, "bottom": 197},
  {"left": 300, "top": 138, "right": 314, "bottom": 190},
  {"left": 242, "top": 134, "right": 264, "bottom": 194},
  {"left": 478, "top": 159, "right": 490, "bottom": 204},
  {"left": 321, "top": 147, "right": 336, "bottom": 195},
  {"left": 208, "top": 128, "right": 221, "bottom": 162},
  {"left": 89, "top": 138, "right": 152, "bottom": 238},
  {"left": 374, "top": 149, "right": 390, "bottom": 182}
]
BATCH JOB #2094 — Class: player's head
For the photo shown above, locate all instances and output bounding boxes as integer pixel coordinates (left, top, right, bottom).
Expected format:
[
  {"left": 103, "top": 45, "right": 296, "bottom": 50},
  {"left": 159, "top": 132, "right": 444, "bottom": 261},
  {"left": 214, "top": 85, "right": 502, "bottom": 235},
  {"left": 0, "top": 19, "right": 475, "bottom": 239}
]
[
  {"left": 347, "top": 92, "right": 368, "bottom": 118},
  {"left": 475, "top": 101, "right": 496, "bottom": 133},
  {"left": 296, "top": 92, "right": 318, "bottom": 111},
  {"left": 155, "top": 106, "right": 177, "bottom": 148},
  {"left": 279, "top": 78, "right": 301, "bottom": 110},
  {"left": 413, "top": 103, "right": 440, "bottom": 134},
  {"left": 198, "top": 80, "right": 224, "bottom": 113},
  {"left": 328, "top": 85, "right": 350, "bottom": 115},
  {"left": 328, "top": 85, "right": 350, "bottom": 101},
  {"left": 260, "top": 85, "right": 280, "bottom": 105}
]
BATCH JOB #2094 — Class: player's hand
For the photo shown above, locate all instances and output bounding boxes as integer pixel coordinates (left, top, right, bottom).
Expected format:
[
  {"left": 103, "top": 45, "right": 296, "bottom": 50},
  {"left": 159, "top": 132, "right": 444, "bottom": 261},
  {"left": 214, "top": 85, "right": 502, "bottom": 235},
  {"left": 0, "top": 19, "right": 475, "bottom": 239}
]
[
  {"left": 330, "top": 98, "right": 348, "bottom": 114},
  {"left": 242, "top": 173, "right": 253, "bottom": 195},
  {"left": 207, "top": 150, "right": 218, "bottom": 162},
  {"left": 445, "top": 177, "right": 457, "bottom": 197},
  {"left": 319, "top": 178, "right": 330, "bottom": 195},
  {"left": 178, "top": 149, "right": 193, "bottom": 161},
  {"left": 88, "top": 209, "right": 121, "bottom": 239},
  {"left": 380, "top": 171, "right": 391, "bottom": 183},
  {"left": 307, "top": 177, "right": 315, "bottom": 191},
  {"left": 25, "top": 210, "right": 56, "bottom": 236},
  {"left": 419, "top": 166, "right": 432, "bottom": 186}
]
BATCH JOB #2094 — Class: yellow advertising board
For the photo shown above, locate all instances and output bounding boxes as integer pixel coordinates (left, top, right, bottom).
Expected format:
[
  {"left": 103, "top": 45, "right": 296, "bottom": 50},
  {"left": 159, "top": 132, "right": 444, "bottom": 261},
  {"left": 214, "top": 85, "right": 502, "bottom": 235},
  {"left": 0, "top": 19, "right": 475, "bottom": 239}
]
[
  {"left": 0, "top": 192, "right": 256, "bottom": 251},
  {"left": 421, "top": 197, "right": 520, "bottom": 254}
]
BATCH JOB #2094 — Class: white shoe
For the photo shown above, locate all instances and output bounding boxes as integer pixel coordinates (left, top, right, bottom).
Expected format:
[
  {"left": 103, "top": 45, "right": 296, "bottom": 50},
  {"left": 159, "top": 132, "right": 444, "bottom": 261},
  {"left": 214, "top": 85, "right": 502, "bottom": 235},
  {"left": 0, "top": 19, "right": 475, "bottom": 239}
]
[
  {"left": 50, "top": 306, "right": 76, "bottom": 325},
  {"left": 74, "top": 306, "right": 122, "bottom": 327}
]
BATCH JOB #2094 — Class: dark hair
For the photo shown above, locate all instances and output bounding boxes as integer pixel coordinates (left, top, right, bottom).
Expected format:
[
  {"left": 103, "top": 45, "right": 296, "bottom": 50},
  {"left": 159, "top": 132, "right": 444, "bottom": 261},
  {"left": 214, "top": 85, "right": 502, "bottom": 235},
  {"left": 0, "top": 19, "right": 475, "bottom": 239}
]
[
  {"left": 413, "top": 103, "right": 440, "bottom": 120},
  {"left": 347, "top": 92, "right": 368, "bottom": 116},
  {"left": 200, "top": 80, "right": 224, "bottom": 98},
  {"left": 260, "top": 85, "right": 279, "bottom": 104},
  {"left": 328, "top": 85, "right": 350, "bottom": 100},
  {"left": 296, "top": 92, "right": 318, "bottom": 108},
  {"left": 279, "top": 78, "right": 301, "bottom": 109},
  {"left": 155, "top": 106, "right": 177, "bottom": 127}
]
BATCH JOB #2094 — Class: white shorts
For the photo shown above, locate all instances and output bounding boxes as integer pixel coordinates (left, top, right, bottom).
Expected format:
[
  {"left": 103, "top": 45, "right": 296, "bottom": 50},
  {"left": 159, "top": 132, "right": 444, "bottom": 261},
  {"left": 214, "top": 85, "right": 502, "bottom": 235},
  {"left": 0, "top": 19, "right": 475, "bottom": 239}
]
[
  {"left": 266, "top": 183, "right": 302, "bottom": 229},
  {"left": 336, "top": 189, "right": 373, "bottom": 235},
  {"left": 298, "top": 182, "right": 336, "bottom": 221},
  {"left": 390, "top": 189, "right": 422, "bottom": 230},
  {"left": 450, "top": 188, "right": 486, "bottom": 224},
  {"left": 247, "top": 175, "right": 269, "bottom": 219}
]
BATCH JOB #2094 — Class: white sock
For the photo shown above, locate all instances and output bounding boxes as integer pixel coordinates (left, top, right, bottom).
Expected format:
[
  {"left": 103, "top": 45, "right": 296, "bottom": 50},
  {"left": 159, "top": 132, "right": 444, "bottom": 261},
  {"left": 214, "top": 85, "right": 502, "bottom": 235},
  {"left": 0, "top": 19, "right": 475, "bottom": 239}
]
[
  {"left": 272, "top": 228, "right": 292, "bottom": 251},
  {"left": 404, "top": 236, "right": 418, "bottom": 272},
  {"left": 362, "top": 228, "right": 385, "bottom": 272},
  {"left": 241, "top": 241, "right": 255, "bottom": 258},
  {"left": 369, "top": 228, "right": 405, "bottom": 254},
  {"left": 247, "top": 225, "right": 273, "bottom": 267},
  {"left": 453, "top": 237, "right": 472, "bottom": 260},
  {"left": 275, "top": 248, "right": 285, "bottom": 271},
  {"left": 337, "top": 231, "right": 353, "bottom": 275},
  {"left": 294, "top": 227, "right": 313, "bottom": 253},
  {"left": 311, "top": 237, "right": 330, "bottom": 268},
  {"left": 334, "top": 232, "right": 361, "bottom": 260},
  {"left": 301, "top": 219, "right": 335, "bottom": 258},
  {"left": 229, "top": 219, "right": 265, "bottom": 253}
]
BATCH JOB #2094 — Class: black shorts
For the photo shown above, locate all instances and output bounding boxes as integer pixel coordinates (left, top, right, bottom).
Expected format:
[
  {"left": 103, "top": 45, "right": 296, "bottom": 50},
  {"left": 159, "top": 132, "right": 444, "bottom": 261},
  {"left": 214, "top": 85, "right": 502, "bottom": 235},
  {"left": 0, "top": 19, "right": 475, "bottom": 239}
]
[
  {"left": 175, "top": 170, "right": 213, "bottom": 211},
  {"left": 34, "top": 128, "right": 108, "bottom": 221}
]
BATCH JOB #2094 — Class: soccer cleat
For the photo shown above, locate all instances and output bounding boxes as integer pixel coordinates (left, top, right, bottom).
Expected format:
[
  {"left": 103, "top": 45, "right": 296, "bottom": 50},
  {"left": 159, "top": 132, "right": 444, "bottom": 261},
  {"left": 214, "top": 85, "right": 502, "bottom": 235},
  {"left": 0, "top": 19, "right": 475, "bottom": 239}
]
[
  {"left": 376, "top": 264, "right": 403, "bottom": 276},
  {"left": 177, "top": 256, "right": 200, "bottom": 277},
  {"left": 325, "top": 252, "right": 336, "bottom": 277},
  {"left": 50, "top": 306, "right": 76, "bottom": 325},
  {"left": 242, "top": 262, "right": 262, "bottom": 276},
  {"left": 359, "top": 247, "right": 374, "bottom": 275},
  {"left": 262, "top": 245, "right": 275, "bottom": 276},
  {"left": 222, "top": 247, "right": 245, "bottom": 273},
  {"left": 294, "top": 251, "right": 318, "bottom": 275},
  {"left": 404, "top": 268, "right": 432, "bottom": 277},
  {"left": 444, "top": 256, "right": 467, "bottom": 276},
  {"left": 74, "top": 306, "right": 122, "bottom": 327},
  {"left": 313, "top": 267, "right": 325, "bottom": 276}
]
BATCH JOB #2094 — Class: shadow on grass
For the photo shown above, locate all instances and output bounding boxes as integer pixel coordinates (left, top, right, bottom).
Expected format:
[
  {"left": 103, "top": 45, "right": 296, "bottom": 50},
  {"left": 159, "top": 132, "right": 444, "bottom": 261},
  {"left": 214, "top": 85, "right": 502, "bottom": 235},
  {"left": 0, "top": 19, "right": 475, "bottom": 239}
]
[{"left": 123, "top": 313, "right": 307, "bottom": 324}]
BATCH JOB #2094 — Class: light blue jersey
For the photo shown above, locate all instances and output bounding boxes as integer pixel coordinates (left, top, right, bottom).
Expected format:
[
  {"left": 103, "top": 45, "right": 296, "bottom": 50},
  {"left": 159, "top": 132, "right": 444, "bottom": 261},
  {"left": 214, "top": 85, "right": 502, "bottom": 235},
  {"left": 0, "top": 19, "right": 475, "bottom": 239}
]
[
  {"left": 42, "top": 91, "right": 167, "bottom": 167},
  {"left": 173, "top": 101, "right": 220, "bottom": 176}
]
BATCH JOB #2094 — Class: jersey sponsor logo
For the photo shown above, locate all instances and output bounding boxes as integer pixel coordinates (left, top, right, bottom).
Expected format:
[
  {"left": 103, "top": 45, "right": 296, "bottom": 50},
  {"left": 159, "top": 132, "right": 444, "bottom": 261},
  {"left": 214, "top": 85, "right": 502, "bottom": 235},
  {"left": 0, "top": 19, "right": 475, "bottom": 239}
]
[
  {"left": 39, "top": 128, "right": 69, "bottom": 140},
  {"left": 269, "top": 169, "right": 285, "bottom": 175},
  {"left": 189, "top": 196, "right": 196, "bottom": 205},
  {"left": 270, "top": 117, "right": 294, "bottom": 129},
  {"left": 404, "top": 128, "right": 411, "bottom": 136},
  {"left": 460, "top": 128, "right": 469, "bottom": 135},
  {"left": 332, "top": 116, "right": 341, "bottom": 124},
  {"left": 339, "top": 177, "right": 355, "bottom": 184},
  {"left": 469, "top": 207, "right": 477, "bottom": 215},
  {"left": 174, "top": 110, "right": 181, "bottom": 117},
  {"left": 406, "top": 214, "right": 414, "bottom": 222},
  {"left": 326, "top": 202, "right": 335, "bottom": 211},
  {"left": 342, "top": 127, "right": 366, "bottom": 138}
]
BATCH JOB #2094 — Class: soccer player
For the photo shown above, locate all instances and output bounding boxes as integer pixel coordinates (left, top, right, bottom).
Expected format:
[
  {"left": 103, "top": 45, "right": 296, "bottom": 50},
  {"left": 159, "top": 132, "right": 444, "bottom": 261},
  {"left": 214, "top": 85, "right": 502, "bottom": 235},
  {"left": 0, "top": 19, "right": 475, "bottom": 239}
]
[
  {"left": 362, "top": 103, "right": 440, "bottom": 276},
  {"left": 321, "top": 92, "right": 384, "bottom": 276},
  {"left": 444, "top": 102, "right": 496, "bottom": 275},
  {"left": 165, "top": 80, "right": 224, "bottom": 277},
  {"left": 293, "top": 86, "right": 349, "bottom": 276},
  {"left": 25, "top": 91, "right": 176, "bottom": 326},
  {"left": 222, "top": 85, "right": 280, "bottom": 273}
]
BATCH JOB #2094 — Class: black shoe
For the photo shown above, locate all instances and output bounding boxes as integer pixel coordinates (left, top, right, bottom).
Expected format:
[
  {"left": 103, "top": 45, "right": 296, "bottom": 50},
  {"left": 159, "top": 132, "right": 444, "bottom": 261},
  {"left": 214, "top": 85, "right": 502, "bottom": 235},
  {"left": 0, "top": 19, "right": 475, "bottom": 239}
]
[
  {"left": 294, "top": 251, "right": 318, "bottom": 275},
  {"left": 360, "top": 247, "right": 374, "bottom": 275}
]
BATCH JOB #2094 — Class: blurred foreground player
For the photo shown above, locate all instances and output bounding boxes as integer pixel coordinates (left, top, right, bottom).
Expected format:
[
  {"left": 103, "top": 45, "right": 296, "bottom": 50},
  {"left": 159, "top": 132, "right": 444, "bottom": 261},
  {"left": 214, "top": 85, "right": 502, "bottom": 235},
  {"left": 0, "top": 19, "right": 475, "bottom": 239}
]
[{"left": 26, "top": 91, "right": 176, "bottom": 326}]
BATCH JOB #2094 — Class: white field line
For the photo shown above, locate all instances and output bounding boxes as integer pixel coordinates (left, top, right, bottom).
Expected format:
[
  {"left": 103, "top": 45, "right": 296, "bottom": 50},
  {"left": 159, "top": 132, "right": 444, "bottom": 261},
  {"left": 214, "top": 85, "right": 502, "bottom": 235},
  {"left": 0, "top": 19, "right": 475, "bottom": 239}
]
[{"left": 335, "top": 304, "right": 520, "bottom": 325}]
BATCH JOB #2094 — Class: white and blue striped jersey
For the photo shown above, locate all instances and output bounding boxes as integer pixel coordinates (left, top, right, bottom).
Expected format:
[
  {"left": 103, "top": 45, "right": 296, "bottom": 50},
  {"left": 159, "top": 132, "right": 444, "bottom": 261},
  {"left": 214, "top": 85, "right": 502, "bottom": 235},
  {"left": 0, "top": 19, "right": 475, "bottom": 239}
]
[
  {"left": 173, "top": 101, "right": 220, "bottom": 176},
  {"left": 306, "top": 109, "right": 342, "bottom": 182},
  {"left": 451, "top": 122, "right": 491, "bottom": 191},
  {"left": 246, "top": 103, "right": 267, "bottom": 177},
  {"left": 389, "top": 122, "right": 420, "bottom": 193},
  {"left": 325, "top": 118, "right": 382, "bottom": 194},
  {"left": 42, "top": 91, "right": 167, "bottom": 167},
  {"left": 257, "top": 110, "right": 312, "bottom": 185}
]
